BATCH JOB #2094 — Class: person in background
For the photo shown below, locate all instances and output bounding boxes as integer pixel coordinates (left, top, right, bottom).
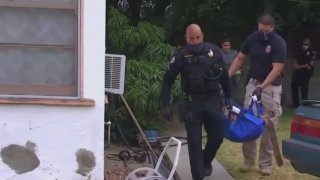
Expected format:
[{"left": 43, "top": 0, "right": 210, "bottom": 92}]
[
  {"left": 160, "top": 23, "right": 231, "bottom": 180},
  {"left": 221, "top": 38, "right": 238, "bottom": 70},
  {"left": 228, "top": 13, "right": 287, "bottom": 176},
  {"left": 290, "top": 37, "right": 317, "bottom": 108},
  {"left": 221, "top": 38, "right": 242, "bottom": 104}
]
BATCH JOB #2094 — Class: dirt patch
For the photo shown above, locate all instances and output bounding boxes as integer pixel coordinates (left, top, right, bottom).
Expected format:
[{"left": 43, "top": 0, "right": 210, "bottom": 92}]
[
  {"left": 105, "top": 144, "right": 153, "bottom": 180},
  {"left": 0, "top": 142, "right": 40, "bottom": 174},
  {"left": 75, "top": 148, "right": 96, "bottom": 176}
]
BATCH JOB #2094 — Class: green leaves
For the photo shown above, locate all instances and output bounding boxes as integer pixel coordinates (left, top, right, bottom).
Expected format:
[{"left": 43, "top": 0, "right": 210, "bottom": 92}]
[
  {"left": 107, "top": 6, "right": 181, "bottom": 130},
  {"left": 125, "top": 59, "right": 182, "bottom": 121},
  {"left": 124, "top": 60, "right": 165, "bottom": 124},
  {"left": 107, "top": 7, "right": 130, "bottom": 30},
  {"left": 144, "top": 42, "right": 178, "bottom": 61},
  {"left": 137, "top": 22, "right": 165, "bottom": 44},
  {"left": 107, "top": 7, "right": 166, "bottom": 55}
]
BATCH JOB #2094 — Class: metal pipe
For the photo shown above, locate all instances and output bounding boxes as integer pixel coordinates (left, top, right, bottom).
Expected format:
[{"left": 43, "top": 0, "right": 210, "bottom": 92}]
[{"left": 106, "top": 119, "right": 111, "bottom": 147}]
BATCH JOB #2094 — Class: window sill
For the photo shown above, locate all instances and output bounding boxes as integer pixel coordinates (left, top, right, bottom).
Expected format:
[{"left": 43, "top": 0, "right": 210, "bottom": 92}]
[{"left": 0, "top": 98, "right": 95, "bottom": 106}]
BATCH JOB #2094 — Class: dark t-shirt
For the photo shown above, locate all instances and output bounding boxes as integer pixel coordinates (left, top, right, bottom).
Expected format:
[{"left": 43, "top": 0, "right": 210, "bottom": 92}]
[
  {"left": 293, "top": 47, "right": 317, "bottom": 75},
  {"left": 240, "top": 31, "right": 287, "bottom": 81},
  {"left": 294, "top": 47, "right": 316, "bottom": 65}
]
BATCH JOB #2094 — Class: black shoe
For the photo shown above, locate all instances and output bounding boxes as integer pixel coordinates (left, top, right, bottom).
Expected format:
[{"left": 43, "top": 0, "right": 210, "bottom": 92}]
[{"left": 204, "top": 164, "right": 213, "bottom": 177}]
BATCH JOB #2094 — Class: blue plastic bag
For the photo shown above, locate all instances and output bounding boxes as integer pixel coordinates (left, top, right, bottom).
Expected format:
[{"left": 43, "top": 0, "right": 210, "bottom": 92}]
[{"left": 224, "top": 98, "right": 265, "bottom": 142}]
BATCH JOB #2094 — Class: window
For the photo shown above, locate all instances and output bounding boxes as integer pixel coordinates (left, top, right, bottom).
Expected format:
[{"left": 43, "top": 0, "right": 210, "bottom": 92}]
[{"left": 0, "top": 0, "right": 81, "bottom": 98}]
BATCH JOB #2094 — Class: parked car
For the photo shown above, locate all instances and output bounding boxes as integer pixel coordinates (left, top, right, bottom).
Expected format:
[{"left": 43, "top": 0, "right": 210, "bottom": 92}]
[{"left": 282, "top": 100, "right": 320, "bottom": 177}]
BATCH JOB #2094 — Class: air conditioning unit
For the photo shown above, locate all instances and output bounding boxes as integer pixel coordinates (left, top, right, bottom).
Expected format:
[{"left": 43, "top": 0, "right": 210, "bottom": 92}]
[{"left": 105, "top": 54, "right": 126, "bottom": 94}]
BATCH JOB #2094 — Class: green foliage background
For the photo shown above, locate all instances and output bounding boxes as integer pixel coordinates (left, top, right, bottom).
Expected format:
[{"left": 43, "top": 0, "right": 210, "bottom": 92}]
[
  {"left": 106, "top": 7, "right": 180, "bottom": 137},
  {"left": 105, "top": 1, "right": 320, "bottom": 141}
]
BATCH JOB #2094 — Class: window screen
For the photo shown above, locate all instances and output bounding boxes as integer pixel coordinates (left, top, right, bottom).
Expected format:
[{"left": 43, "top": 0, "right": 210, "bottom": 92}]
[{"left": 0, "top": 1, "right": 80, "bottom": 97}]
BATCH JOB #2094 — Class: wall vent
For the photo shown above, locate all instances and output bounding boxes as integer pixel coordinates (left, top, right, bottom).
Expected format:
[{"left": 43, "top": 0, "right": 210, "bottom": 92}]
[{"left": 105, "top": 54, "right": 126, "bottom": 94}]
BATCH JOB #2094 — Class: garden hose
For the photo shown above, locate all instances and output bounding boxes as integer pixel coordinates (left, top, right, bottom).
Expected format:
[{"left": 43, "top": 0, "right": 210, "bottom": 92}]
[
  {"left": 120, "top": 94, "right": 157, "bottom": 167},
  {"left": 109, "top": 93, "right": 148, "bottom": 155}
]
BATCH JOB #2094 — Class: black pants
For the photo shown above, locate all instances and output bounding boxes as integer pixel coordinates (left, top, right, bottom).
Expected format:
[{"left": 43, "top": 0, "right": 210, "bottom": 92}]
[
  {"left": 291, "top": 71, "right": 312, "bottom": 107},
  {"left": 184, "top": 96, "right": 225, "bottom": 180}
]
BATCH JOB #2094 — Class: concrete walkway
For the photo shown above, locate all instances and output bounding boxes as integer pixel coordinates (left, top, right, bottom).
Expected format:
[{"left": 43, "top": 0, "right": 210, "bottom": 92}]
[{"left": 161, "top": 120, "right": 234, "bottom": 180}]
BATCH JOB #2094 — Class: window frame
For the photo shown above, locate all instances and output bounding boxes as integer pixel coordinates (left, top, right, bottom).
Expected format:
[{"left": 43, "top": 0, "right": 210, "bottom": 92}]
[{"left": 0, "top": 0, "right": 83, "bottom": 99}]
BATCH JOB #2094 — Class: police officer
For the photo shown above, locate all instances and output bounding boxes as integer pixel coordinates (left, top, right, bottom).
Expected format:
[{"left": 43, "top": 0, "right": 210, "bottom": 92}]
[
  {"left": 291, "top": 37, "right": 317, "bottom": 108},
  {"left": 228, "top": 13, "right": 287, "bottom": 176},
  {"left": 160, "top": 24, "right": 231, "bottom": 180}
]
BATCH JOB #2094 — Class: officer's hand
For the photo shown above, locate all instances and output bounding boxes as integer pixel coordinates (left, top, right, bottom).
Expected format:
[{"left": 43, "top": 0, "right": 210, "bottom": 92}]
[
  {"left": 162, "top": 106, "right": 173, "bottom": 121},
  {"left": 224, "top": 98, "right": 232, "bottom": 110},
  {"left": 252, "top": 87, "right": 262, "bottom": 102}
]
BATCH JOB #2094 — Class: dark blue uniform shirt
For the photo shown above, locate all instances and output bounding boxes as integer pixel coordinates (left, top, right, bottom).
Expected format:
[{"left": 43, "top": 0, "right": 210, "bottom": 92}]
[
  {"left": 294, "top": 47, "right": 316, "bottom": 66},
  {"left": 240, "top": 31, "right": 287, "bottom": 81},
  {"left": 293, "top": 46, "right": 317, "bottom": 75},
  {"left": 160, "top": 42, "right": 231, "bottom": 107}
]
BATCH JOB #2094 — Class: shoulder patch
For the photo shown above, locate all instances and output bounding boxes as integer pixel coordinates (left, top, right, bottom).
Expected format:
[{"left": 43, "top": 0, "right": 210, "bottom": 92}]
[
  {"left": 208, "top": 49, "right": 214, "bottom": 57},
  {"left": 170, "top": 56, "right": 175, "bottom": 63}
]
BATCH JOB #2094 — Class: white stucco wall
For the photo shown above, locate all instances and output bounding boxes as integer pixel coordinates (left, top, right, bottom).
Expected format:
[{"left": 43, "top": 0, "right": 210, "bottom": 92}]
[{"left": 0, "top": 1, "right": 105, "bottom": 180}]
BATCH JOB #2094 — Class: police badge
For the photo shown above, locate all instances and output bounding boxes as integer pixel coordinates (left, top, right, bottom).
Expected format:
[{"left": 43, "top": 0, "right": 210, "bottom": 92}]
[
  {"left": 167, "top": 56, "right": 175, "bottom": 70},
  {"left": 266, "top": 45, "right": 272, "bottom": 53}
]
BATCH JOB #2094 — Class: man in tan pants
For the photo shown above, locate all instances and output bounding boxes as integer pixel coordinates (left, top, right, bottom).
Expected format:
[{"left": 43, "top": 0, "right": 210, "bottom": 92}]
[
  {"left": 242, "top": 78, "right": 282, "bottom": 175},
  {"left": 228, "top": 13, "right": 287, "bottom": 175}
]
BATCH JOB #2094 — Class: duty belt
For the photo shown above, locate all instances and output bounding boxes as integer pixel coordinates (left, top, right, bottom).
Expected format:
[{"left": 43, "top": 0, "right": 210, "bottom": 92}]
[
  {"left": 249, "top": 77, "right": 282, "bottom": 86},
  {"left": 249, "top": 78, "right": 263, "bottom": 86},
  {"left": 184, "top": 93, "right": 219, "bottom": 101}
]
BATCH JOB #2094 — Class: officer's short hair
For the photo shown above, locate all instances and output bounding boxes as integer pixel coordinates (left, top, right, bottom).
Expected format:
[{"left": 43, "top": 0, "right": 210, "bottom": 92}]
[
  {"left": 221, "top": 38, "right": 231, "bottom": 44},
  {"left": 258, "top": 13, "right": 275, "bottom": 25}
]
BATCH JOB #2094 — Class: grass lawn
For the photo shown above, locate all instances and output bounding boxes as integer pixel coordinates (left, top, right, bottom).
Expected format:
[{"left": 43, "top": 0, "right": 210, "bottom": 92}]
[{"left": 216, "top": 109, "right": 319, "bottom": 180}]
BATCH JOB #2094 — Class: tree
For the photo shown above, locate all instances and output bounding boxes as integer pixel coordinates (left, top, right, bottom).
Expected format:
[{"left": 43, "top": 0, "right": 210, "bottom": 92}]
[
  {"left": 105, "top": 1, "right": 320, "bottom": 131},
  {"left": 106, "top": 7, "right": 180, "bottom": 130}
]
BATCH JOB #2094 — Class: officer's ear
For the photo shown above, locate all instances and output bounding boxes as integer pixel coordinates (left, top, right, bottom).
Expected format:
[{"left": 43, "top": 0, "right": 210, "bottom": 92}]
[
  {"left": 270, "top": 25, "right": 275, "bottom": 31},
  {"left": 201, "top": 32, "right": 204, "bottom": 41}
]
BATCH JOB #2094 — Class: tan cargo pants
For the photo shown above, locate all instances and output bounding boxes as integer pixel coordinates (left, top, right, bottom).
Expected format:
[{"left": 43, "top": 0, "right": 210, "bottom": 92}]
[{"left": 242, "top": 78, "right": 282, "bottom": 168}]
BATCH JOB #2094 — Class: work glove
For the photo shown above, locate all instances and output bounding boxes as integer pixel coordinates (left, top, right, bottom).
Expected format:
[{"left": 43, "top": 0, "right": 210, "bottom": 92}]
[
  {"left": 252, "top": 87, "right": 262, "bottom": 102},
  {"left": 161, "top": 106, "right": 173, "bottom": 121},
  {"left": 224, "top": 98, "right": 232, "bottom": 110}
]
